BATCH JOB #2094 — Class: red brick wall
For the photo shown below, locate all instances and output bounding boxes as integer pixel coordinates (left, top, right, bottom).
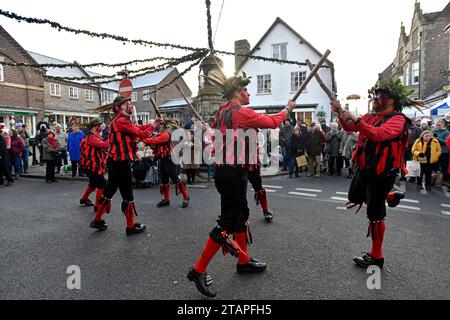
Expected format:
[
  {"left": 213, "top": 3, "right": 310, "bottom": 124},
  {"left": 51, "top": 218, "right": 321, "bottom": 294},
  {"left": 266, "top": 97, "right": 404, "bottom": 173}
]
[{"left": 0, "top": 26, "right": 44, "bottom": 116}]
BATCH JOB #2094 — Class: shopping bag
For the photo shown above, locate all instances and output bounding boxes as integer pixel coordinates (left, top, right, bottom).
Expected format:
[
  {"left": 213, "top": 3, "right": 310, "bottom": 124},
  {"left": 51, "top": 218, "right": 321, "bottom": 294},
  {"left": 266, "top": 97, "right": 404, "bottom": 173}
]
[
  {"left": 405, "top": 160, "right": 421, "bottom": 177},
  {"left": 435, "top": 171, "right": 444, "bottom": 186},
  {"left": 296, "top": 155, "right": 308, "bottom": 167}
]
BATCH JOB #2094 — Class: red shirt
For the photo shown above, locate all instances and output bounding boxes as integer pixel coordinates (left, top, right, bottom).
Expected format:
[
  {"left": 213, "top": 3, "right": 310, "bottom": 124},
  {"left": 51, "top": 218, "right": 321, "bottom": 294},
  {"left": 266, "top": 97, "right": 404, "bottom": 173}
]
[
  {"left": 339, "top": 111, "right": 408, "bottom": 173},
  {"left": 212, "top": 101, "right": 287, "bottom": 166}
]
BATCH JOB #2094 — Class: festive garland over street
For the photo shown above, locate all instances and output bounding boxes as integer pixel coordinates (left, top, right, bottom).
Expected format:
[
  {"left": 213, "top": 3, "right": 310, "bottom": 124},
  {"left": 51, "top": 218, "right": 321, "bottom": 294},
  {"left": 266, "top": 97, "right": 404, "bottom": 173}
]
[
  {"left": 0, "top": 9, "right": 324, "bottom": 69},
  {"left": 0, "top": 9, "right": 202, "bottom": 52},
  {"left": 42, "top": 50, "right": 208, "bottom": 82},
  {"left": 146, "top": 52, "right": 208, "bottom": 95},
  {"left": 0, "top": 56, "right": 182, "bottom": 69}
]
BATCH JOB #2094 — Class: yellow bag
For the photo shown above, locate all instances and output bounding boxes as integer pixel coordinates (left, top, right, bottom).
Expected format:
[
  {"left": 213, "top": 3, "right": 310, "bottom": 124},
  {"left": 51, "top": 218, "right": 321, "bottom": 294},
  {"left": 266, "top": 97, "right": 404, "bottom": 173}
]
[{"left": 296, "top": 155, "right": 308, "bottom": 167}]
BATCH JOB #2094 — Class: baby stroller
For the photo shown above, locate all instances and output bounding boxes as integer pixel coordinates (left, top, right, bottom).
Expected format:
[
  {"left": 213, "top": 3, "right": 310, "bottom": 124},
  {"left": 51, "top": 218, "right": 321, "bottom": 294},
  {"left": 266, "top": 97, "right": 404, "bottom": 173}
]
[{"left": 132, "top": 148, "right": 160, "bottom": 188}]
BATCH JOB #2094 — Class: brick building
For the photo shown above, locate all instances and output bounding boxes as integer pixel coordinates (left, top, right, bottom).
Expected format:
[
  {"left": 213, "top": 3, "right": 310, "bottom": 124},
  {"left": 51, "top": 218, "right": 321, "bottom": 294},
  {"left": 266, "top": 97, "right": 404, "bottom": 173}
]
[
  {"left": 29, "top": 51, "right": 117, "bottom": 129},
  {"left": 0, "top": 25, "right": 44, "bottom": 137},
  {"left": 378, "top": 1, "right": 450, "bottom": 107}
]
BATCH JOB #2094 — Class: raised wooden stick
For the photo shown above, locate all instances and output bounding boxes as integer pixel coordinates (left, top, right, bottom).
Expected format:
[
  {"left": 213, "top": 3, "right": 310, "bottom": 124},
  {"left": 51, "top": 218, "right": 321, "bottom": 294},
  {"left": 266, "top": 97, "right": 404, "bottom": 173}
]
[
  {"left": 305, "top": 59, "right": 349, "bottom": 121},
  {"left": 149, "top": 97, "right": 163, "bottom": 119},
  {"left": 305, "top": 59, "right": 336, "bottom": 102},
  {"left": 292, "top": 49, "right": 331, "bottom": 101},
  {"left": 175, "top": 83, "right": 207, "bottom": 125}
]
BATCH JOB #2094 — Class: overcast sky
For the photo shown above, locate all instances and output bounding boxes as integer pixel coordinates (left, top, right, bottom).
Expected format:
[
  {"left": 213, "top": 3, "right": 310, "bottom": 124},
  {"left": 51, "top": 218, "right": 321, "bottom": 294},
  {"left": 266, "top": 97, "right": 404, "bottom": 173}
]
[{"left": 1, "top": 0, "right": 448, "bottom": 98}]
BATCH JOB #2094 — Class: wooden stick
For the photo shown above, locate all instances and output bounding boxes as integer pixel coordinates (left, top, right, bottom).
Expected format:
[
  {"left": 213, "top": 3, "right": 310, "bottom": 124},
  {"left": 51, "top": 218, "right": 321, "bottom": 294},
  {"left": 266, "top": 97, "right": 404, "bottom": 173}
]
[
  {"left": 292, "top": 49, "right": 331, "bottom": 101},
  {"left": 305, "top": 59, "right": 336, "bottom": 102},
  {"left": 149, "top": 97, "right": 163, "bottom": 119},
  {"left": 175, "top": 83, "right": 207, "bottom": 125},
  {"left": 305, "top": 59, "right": 350, "bottom": 123},
  {"left": 305, "top": 59, "right": 339, "bottom": 113}
]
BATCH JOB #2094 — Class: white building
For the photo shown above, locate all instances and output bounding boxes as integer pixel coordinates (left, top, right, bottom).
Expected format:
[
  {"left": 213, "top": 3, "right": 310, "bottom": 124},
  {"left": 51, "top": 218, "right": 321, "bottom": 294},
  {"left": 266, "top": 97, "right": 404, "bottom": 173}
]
[{"left": 236, "top": 17, "right": 337, "bottom": 126}]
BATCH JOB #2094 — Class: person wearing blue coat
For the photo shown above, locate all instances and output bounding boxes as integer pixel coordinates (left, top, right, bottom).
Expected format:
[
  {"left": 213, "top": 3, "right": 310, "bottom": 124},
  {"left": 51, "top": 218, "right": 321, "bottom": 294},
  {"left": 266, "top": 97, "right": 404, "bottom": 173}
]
[{"left": 67, "top": 126, "right": 85, "bottom": 177}]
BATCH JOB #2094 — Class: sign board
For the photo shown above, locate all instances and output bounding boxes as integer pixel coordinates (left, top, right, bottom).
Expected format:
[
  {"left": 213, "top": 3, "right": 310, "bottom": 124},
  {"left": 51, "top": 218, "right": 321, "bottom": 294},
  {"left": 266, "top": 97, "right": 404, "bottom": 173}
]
[{"left": 119, "top": 79, "right": 133, "bottom": 98}]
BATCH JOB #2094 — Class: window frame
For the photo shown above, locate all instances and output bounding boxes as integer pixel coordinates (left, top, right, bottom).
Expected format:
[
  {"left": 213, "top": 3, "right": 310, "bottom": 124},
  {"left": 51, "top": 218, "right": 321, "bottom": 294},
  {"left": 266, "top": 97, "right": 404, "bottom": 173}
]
[
  {"left": 131, "top": 91, "right": 138, "bottom": 102},
  {"left": 257, "top": 74, "right": 272, "bottom": 94},
  {"left": 412, "top": 62, "right": 420, "bottom": 85},
  {"left": 0, "top": 64, "right": 4, "bottom": 82},
  {"left": 404, "top": 64, "right": 410, "bottom": 86},
  {"left": 143, "top": 90, "right": 150, "bottom": 101},
  {"left": 69, "top": 86, "right": 79, "bottom": 99},
  {"left": 85, "top": 89, "right": 94, "bottom": 102},
  {"left": 272, "top": 43, "right": 287, "bottom": 60},
  {"left": 50, "top": 83, "right": 61, "bottom": 97},
  {"left": 290, "top": 71, "right": 307, "bottom": 93}
]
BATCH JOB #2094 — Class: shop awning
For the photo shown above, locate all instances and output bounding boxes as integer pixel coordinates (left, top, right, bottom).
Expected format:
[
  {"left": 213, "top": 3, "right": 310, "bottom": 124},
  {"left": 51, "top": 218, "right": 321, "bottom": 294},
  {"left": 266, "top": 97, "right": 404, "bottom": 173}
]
[
  {"left": 0, "top": 107, "right": 40, "bottom": 116},
  {"left": 430, "top": 97, "right": 450, "bottom": 116}
]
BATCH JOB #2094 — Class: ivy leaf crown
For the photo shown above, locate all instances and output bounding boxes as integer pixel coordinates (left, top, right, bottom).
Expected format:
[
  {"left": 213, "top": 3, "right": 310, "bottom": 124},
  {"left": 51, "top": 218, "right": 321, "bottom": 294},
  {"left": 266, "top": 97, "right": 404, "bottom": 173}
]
[{"left": 368, "top": 79, "right": 424, "bottom": 111}]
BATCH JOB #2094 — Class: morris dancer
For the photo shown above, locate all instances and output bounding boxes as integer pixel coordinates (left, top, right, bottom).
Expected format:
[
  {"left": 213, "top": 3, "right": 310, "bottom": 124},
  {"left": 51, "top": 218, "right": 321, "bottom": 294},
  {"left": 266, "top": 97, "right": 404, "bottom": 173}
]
[
  {"left": 144, "top": 119, "right": 190, "bottom": 208},
  {"left": 331, "top": 79, "right": 423, "bottom": 268},
  {"left": 187, "top": 72, "right": 296, "bottom": 297},
  {"left": 90, "top": 96, "right": 155, "bottom": 236},
  {"left": 247, "top": 152, "right": 273, "bottom": 222},
  {"left": 79, "top": 119, "right": 109, "bottom": 212}
]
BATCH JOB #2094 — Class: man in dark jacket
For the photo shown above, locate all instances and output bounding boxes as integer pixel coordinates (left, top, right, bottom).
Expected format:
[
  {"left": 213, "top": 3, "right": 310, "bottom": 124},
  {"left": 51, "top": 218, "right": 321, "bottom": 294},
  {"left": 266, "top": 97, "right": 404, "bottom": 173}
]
[
  {"left": 289, "top": 127, "right": 306, "bottom": 178},
  {"left": 325, "top": 123, "right": 344, "bottom": 176},
  {"left": 306, "top": 124, "right": 325, "bottom": 177},
  {"left": 279, "top": 119, "right": 294, "bottom": 171}
]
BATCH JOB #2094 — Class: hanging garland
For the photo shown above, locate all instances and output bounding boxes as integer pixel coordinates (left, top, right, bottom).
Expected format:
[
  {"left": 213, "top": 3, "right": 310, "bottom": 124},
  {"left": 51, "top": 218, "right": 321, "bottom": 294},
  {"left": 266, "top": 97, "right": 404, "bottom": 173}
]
[
  {"left": 92, "top": 50, "right": 208, "bottom": 86},
  {"left": 205, "top": 0, "right": 214, "bottom": 51},
  {"left": 0, "top": 9, "right": 324, "bottom": 68},
  {"left": 43, "top": 50, "right": 208, "bottom": 82},
  {"left": 0, "top": 9, "right": 203, "bottom": 52},
  {"left": 0, "top": 56, "right": 183, "bottom": 69},
  {"left": 147, "top": 51, "right": 208, "bottom": 95}
]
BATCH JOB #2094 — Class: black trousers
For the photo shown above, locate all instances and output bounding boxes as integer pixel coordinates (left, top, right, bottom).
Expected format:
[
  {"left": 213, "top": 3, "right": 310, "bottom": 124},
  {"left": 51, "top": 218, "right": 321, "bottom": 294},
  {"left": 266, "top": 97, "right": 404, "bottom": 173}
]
[
  {"left": 417, "top": 163, "right": 434, "bottom": 187},
  {"left": 247, "top": 168, "right": 263, "bottom": 192},
  {"left": 71, "top": 160, "right": 84, "bottom": 177},
  {"left": 185, "top": 169, "right": 197, "bottom": 183},
  {"left": 214, "top": 166, "right": 249, "bottom": 233},
  {"left": 103, "top": 160, "right": 133, "bottom": 201},
  {"left": 348, "top": 168, "right": 397, "bottom": 221},
  {"left": 439, "top": 153, "right": 449, "bottom": 181},
  {"left": 328, "top": 156, "right": 343, "bottom": 175},
  {"left": 0, "top": 158, "right": 13, "bottom": 184},
  {"left": 45, "top": 160, "right": 56, "bottom": 181},
  {"left": 86, "top": 171, "right": 106, "bottom": 189},
  {"left": 159, "top": 157, "right": 181, "bottom": 184}
]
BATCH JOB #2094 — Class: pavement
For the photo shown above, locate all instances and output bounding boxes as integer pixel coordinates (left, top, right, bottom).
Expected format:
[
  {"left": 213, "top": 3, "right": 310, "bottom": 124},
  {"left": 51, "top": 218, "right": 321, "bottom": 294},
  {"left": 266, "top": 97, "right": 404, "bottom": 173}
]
[
  {"left": 21, "top": 164, "right": 288, "bottom": 182},
  {"left": 0, "top": 174, "right": 449, "bottom": 300}
]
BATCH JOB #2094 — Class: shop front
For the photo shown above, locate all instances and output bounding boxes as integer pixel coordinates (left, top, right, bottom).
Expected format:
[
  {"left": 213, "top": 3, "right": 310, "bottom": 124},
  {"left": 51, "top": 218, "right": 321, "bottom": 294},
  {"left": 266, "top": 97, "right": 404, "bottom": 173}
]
[{"left": 0, "top": 106, "right": 39, "bottom": 137}]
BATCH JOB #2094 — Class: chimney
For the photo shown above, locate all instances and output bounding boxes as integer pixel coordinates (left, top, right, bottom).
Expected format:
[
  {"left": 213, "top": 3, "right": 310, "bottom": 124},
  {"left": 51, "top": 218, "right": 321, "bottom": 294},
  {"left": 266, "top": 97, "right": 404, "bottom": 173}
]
[{"left": 234, "top": 39, "right": 250, "bottom": 73}]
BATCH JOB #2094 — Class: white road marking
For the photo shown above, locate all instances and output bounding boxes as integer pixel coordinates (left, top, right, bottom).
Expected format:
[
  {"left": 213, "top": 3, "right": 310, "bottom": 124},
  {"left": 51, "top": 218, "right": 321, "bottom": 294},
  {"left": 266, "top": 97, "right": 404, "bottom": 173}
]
[
  {"left": 396, "top": 204, "right": 421, "bottom": 211},
  {"left": 288, "top": 192, "right": 318, "bottom": 198},
  {"left": 335, "top": 192, "right": 348, "bottom": 196},
  {"left": 441, "top": 204, "right": 450, "bottom": 208},
  {"left": 401, "top": 199, "right": 419, "bottom": 204},
  {"left": 263, "top": 185, "right": 283, "bottom": 189},
  {"left": 331, "top": 197, "right": 348, "bottom": 202},
  {"left": 295, "top": 188, "right": 322, "bottom": 193},
  {"left": 187, "top": 185, "right": 207, "bottom": 189},
  {"left": 441, "top": 211, "right": 450, "bottom": 216},
  {"left": 442, "top": 187, "right": 450, "bottom": 198},
  {"left": 265, "top": 189, "right": 277, "bottom": 193},
  {"left": 336, "top": 207, "right": 348, "bottom": 211}
]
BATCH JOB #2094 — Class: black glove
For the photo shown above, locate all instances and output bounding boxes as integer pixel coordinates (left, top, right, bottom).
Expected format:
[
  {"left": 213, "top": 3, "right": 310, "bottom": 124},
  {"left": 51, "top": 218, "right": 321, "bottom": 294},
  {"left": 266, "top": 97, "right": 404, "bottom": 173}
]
[{"left": 418, "top": 152, "right": 425, "bottom": 157}]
